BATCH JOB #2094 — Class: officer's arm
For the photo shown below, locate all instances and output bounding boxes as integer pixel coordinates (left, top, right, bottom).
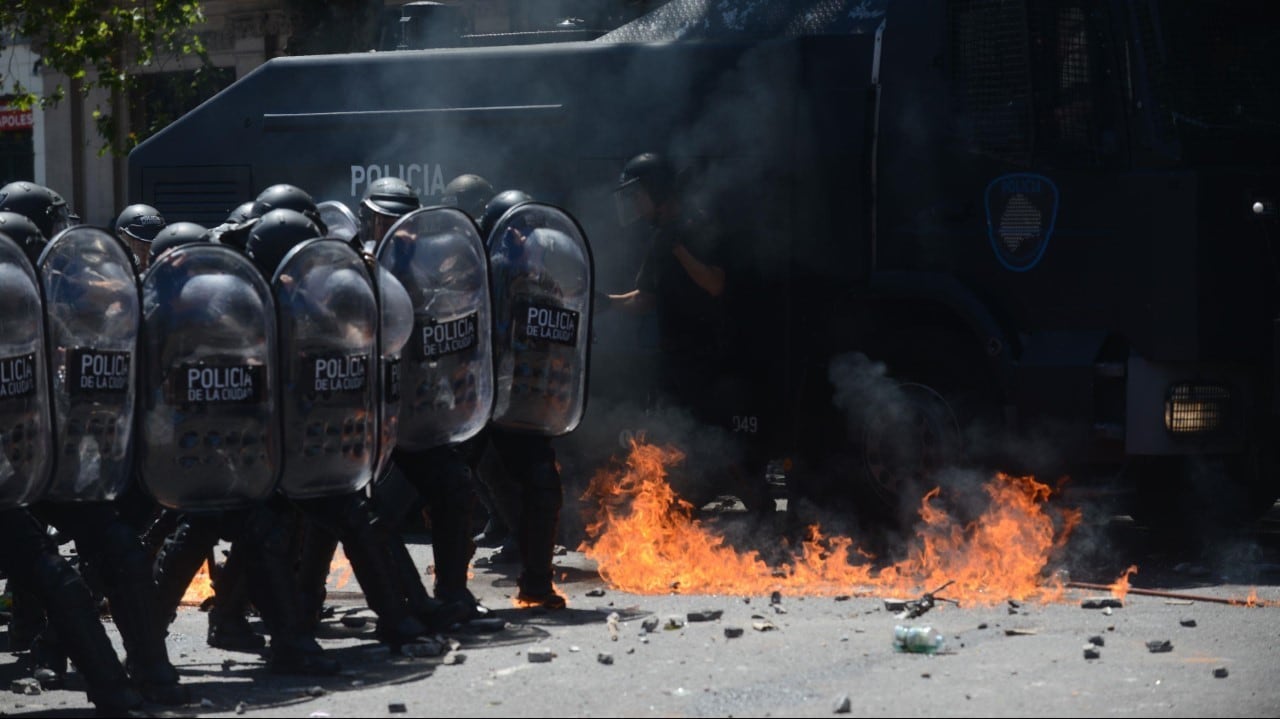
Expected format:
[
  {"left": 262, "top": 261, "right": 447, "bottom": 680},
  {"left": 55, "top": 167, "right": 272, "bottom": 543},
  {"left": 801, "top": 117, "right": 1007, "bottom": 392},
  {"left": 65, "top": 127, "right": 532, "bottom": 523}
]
[
  {"left": 672, "top": 244, "right": 725, "bottom": 298},
  {"left": 603, "top": 288, "right": 655, "bottom": 313}
]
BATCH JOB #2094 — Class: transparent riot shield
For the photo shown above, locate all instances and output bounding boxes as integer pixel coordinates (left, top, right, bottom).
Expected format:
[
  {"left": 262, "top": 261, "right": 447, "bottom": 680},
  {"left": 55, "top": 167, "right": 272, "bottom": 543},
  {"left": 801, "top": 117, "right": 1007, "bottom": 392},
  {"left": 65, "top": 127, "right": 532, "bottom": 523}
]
[
  {"left": 38, "top": 227, "right": 140, "bottom": 502},
  {"left": 374, "top": 265, "right": 414, "bottom": 479},
  {"left": 0, "top": 235, "right": 52, "bottom": 509},
  {"left": 138, "top": 244, "right": 280, "bottom": 510},
  {"left": 487, "top": 202, "right": 593, "bottom": 435},
  {"left": 273, "top": 238, "right": 378, "bottom": 498},
  {"left": 317, "top": 200, "right": 359, "bottom": 244},
  {"left": 376, "top": 207, "right": 493, "bottom": 451}
]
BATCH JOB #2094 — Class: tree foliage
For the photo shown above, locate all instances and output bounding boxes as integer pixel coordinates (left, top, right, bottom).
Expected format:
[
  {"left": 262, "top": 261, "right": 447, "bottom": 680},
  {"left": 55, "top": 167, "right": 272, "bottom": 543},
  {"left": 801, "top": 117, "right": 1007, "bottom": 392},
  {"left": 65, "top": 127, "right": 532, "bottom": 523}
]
[{"left": 0, "top": 1, "right": 209, "bottom": 155}]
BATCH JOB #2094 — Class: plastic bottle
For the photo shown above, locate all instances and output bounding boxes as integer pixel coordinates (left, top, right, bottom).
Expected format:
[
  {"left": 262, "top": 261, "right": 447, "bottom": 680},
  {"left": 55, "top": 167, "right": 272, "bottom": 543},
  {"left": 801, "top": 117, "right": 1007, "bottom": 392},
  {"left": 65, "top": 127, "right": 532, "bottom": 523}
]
[{"left": 893, "top": 625, "right": 945, "bottom": 654}]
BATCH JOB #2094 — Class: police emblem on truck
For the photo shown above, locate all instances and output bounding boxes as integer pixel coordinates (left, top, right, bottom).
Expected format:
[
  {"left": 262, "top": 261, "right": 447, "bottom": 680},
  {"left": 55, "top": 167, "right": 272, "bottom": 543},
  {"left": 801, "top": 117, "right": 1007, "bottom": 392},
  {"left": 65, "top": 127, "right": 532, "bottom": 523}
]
[{"left": 985, "top": 173, "right": 1059, "bottom": 272}]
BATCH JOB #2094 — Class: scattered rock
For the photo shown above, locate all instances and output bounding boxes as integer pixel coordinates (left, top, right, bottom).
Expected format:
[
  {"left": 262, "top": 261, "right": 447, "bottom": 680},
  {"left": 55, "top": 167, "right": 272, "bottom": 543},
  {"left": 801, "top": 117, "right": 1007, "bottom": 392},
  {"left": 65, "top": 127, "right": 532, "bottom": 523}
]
[
  {"left": 597, "top": 652, "right": 614, "bottom": 666},
  {"left": 1008, "top": 600, "right": 1021, "bottom": 609},
  {"left": 977, "top": 623, "right": 989, "bottom": 630},
  {"left": 1007, "top": 606, "right": 1019, "bottom": 615},
  {"left": 752, "top": 620, "right": 777, "bottom": 632},
  {"left": 10, "top": 678, "right": 41, "bottom": 696},
  {"left": 553, "top": 545, "right": 568, "bottom": 556},
  {"left": 724, "top": 626, "right": 745, "bottom": 639},
  {"left": 1087, "top": 635, "right": 1105, "bottom": 647},
  {"left": 832, "top": 693, "right": 852, "bottom": 713},
  {"left": 201, "top": 698, "right": 216, "bottom": 708},
  {"left": 921, "top": 672, "right": 931, "bottom": 679},
  {"left": 235, "top": 701, "right": 247, "bottom": 714},
  {"left": 443, "top": 653, "right": 466, "bottom": 666},
  {"left": 1146, "top": 640, "right": 1173, "bottom": 653},
  {"left": 401, "top": 640, "right": 446, "bottom": 658},
  {"left": 528, "top": 647, "right": 556, "bottom": 663},
  {"left": 341, "top": 615, "right": 368, "bottom": 628},
  {"left": 351, "top": 679, "right": 365, "bottom": 687},
  {"left": 308, "top": 713, "right": 330, "bottom": 718},
  {"left": 1213, "top": 667, "right": 1229, "bottom": 679},
  {"left": 1102, "top": 607, "right": 1114, "bottom": 616},
  {"left": 586, "top": 588, "right": 606, "bottom": 597},
  {"left": 835, "top": 595, "right": 851, "bottom": 602},
  {"left": 664, "top": 616, "right": 686, "bottom": 630},
  {"left": 1083, "top": 647, "right": 1101, "bottom": 660},
  {"left": 883, "top": 599, "right": 908, "bottom": 612},
  {"left": 770, "top": 591, "right": 782, "bottom": 605},
  {"left": 306, "top": 686, "right": 326, "bottom": 697},
  {"left": 1179, "top": 618, "right": 1197, "bottom": 628},
  {"left": 688, "top": 609, "right": 723, "bottom": 622},
  {"left": 569, "top": 646, "right": 581, "bottom": 653},
  {"left": 641, "top": 617, "right": 661, "bottom": 633},
  {"left": 1081, "top": 598, "right": 1123, "bottom": 609},
  {"left": 221, "top": 658, "right": 237, "bottom": 671},
  {"left": 389, "top": 703, "right": 407, "bottom": 713},
  {"left": 32, "top": 667, "right": 60, "bottom": 689},
  {"left": 607, "top": 612, "right": 621, "bottom": 641},
  {"left": 773, "top": 604, "right": 788, "bottom": 615},
  {"left": 1004, "top": 628, "right": 1037, "bottom": 636}
]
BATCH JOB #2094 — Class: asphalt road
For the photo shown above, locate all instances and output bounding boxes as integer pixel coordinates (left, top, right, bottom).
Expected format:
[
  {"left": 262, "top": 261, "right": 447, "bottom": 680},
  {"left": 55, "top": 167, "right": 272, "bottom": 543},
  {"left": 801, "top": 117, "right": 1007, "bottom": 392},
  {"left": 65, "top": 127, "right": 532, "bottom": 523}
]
[{"left": 2, "top": 496, "right": 1279, "bottom": 718}]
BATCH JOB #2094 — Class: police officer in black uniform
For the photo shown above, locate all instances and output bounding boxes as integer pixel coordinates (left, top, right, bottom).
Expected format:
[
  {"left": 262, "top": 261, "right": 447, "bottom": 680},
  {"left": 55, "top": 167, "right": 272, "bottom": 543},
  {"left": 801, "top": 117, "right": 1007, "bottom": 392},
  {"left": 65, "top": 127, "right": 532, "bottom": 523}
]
[{"left": 0, "top": 183, "right": 190, "bottom": 706}]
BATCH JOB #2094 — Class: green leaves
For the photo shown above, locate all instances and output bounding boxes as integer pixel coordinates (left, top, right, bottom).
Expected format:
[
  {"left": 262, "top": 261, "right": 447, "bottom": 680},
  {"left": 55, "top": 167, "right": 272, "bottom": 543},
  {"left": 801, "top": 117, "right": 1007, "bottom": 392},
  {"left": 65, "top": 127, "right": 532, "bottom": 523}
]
[{"left": 0, "top": 0, "right": 208, "bottom": 155}]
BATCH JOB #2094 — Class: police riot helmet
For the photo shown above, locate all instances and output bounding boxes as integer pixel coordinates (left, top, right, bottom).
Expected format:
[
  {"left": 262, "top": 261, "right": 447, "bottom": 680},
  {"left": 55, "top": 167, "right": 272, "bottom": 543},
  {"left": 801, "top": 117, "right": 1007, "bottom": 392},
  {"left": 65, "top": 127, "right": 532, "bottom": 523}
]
[
  {"left": 616, "top": 152, "right": 675, "bottom": 203},
  {"left": 359, "top": 176, "right": 420, "bottom": 244},
  {"left": 225, "top": 201, "right": 257, "bottom": 225},
  {"left": 149, "top": 221, "right": 211, "bottom": 264},
  {"left": 479, "top": 189, "right": 534, "bottom": 241},
  {"left": 441, "top": 174, "right": 494, "bottom": 220},
  {"left": 0, "top": 181, "right": 73, "bottom": 239},
  {"left": 251, "top": 184, "right": 325, "bottom": 230},
  {"left": 0, "top": 211, "right": 47, "bottom": 267},
  {"left": 244, "top": 208, "right": 321, "bottom": 279},
  {"left": 115, "top": 203, "right": 167, "bottom": 268}
]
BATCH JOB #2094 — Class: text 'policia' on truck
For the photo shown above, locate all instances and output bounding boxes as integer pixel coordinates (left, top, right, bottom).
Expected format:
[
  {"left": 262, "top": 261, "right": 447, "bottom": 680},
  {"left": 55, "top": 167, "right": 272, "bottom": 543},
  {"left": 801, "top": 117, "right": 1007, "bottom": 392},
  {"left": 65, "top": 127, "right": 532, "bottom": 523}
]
[{"left": 129, "top": 0, "right": 1280, "bottom": 532}]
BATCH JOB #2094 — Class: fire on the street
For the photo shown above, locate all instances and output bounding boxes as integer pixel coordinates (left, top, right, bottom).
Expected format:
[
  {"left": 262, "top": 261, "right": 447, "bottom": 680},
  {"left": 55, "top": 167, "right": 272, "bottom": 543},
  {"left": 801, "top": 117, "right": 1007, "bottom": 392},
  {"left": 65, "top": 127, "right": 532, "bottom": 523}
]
[
  {"left": 181, "top": 548, "right": 355, "bottom": 606},
  {"left": 582, "top": 439, "right": 1087, "bottom": 605}
]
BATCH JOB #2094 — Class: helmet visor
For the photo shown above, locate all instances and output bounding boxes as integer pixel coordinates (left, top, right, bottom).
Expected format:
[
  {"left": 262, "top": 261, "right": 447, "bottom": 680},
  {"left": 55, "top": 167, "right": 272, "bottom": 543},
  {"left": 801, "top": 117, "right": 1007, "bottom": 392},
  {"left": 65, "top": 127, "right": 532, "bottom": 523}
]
[{"left": 613, "top": 181, "right": 649, "bottom": 227}]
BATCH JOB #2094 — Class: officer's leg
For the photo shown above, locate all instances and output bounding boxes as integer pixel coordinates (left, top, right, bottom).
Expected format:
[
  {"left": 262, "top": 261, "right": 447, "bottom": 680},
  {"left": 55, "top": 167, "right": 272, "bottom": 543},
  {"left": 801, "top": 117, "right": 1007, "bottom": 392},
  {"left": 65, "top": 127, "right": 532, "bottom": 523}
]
[
  {"left": 152, "top": 512, "right": 221, "bottom": 628},
  {"left": 233, "top": 502, "right": 340, "bottom": 675},
  {"left": 0, "top": 508, "right": 144, "bottom": 714},
  {"left": 403, "top": 445, "right": 487, "bottom": 618},
  {"left": 206, "top": 541, "right": 266, "bottom": 652},
  {"left": 471, "top": 435, "right": 524, "bottom": 564},
  {"left": 294, "top": 518, "right": 340, "bottom": 631},
  {"left": 492, "top": 430, "right": 566, "bottom": 609}
]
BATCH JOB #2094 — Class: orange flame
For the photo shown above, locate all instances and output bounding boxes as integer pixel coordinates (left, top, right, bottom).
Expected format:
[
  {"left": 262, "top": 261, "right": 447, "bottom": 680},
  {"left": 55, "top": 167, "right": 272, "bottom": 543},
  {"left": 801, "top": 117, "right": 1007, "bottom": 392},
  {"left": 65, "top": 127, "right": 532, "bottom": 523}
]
[
  {"left": 1109, "top": 565, "right": 1138, "bottom": 600},
  {"left": 179, "top": 549, "right": 355, "bottom": 607},
  {"left": 581, "top": 439, "right": 1081, "bottom": 605}
]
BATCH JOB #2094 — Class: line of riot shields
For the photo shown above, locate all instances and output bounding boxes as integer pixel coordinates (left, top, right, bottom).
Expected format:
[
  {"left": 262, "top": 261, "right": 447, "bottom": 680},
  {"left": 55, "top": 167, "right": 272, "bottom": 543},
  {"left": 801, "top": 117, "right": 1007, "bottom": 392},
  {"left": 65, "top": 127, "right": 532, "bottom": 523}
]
[{"left": 0, "top": 201, "right": 593, "bottom": 517}]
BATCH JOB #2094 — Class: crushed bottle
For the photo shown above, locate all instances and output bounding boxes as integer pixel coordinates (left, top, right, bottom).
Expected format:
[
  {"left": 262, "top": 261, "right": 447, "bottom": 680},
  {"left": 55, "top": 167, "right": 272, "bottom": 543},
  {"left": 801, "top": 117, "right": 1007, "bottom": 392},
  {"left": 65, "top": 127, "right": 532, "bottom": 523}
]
[{"left": 893, "top": 625, "right": 945, "bottom": 654}]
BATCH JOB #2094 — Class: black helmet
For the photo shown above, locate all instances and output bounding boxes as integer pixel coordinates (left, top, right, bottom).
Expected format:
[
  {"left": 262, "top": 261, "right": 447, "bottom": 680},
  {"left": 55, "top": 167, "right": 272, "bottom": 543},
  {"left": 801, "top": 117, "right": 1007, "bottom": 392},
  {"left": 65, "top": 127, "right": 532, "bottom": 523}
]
[
  {"left": 244, "top": 208, "right": 321, "bottom": 278},
  {"left": 441, "top": 174, "right": 494, "bottom": 220},
  {"left": 616, "top": 152, "right": 675, "bottom": 204},
  {"left": 479, "top": 189, "right": 534, "bottom": 241},
  {"left": 0, "top": 211, "right": 48, "bottom": 267},
  {"left": 0, "top": 181, "right": 73, "bottom": 239},
  {"left": 115, "top": 203, "right": 167, "bottom": 268},
  {"left": 225, "top": 201, "right": 257, "bottom": 225},
  {"left": 251, "top": 184, "right": 325, "bottom": 231},
  {"left": 359, "top": 176, "right": 420, "bottom": 245},
  {"left": 149, "top": 221, "right": 210, "bottom": 264}
]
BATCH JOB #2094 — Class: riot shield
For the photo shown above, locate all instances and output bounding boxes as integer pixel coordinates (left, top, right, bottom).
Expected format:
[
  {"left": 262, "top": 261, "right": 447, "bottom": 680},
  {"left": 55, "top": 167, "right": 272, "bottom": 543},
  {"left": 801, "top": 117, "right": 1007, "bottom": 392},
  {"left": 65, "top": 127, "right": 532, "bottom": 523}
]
[
  {"left": 0, "top": 235, "right": 52, "bottom": 509},
  {"left": 38, "top": 227, "right": 140, "bottom": 502},
  {"left": 376, "top": 207, "right": 493, "bottom": 451},
  {"left": 374, "top": 264, "right": 414, "bottom": 479},
  {"left": 317, "top": 200, "right": 359, "bottom": 244},
  {"left": 487, "top": 202, "right": 593, "bottom": 435},
  {"left": 273, "top": 238, "right": 378, "bottom": 498},
  {"left": 138, "top": 244, "right": 280, "bottom": 510}
]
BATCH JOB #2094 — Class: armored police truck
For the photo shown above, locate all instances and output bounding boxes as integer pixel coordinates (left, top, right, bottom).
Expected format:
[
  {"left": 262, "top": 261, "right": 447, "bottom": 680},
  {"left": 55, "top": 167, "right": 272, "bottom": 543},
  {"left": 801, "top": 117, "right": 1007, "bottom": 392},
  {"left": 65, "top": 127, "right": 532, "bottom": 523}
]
[{"left": 128, "top": 0, "right": 1280, "bottom": 530}]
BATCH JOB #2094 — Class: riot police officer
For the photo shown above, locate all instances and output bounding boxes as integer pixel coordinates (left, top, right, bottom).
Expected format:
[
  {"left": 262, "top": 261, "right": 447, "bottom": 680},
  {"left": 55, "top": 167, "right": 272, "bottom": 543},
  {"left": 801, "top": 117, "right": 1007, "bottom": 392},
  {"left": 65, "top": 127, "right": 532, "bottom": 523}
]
[
  {"left": 0, "top": 188, "right": 191, "bottom": 706},
  {"left": 114, "top": 203, "right": 167, "bottom": 270}
]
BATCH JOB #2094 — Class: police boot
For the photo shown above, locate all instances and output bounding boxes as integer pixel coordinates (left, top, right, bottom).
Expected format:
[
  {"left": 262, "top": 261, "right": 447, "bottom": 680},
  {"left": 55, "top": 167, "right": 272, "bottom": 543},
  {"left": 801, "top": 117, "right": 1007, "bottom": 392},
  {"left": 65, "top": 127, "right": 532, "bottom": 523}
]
[
  {"left": 98, "top": 521, "right": 189, "bottom": 706},
  {"left": 206, "top": 551, "right": 265, "bottom": 652},
  {"left": 514, "top": 465, "right": 566, "bottom": 610},
  {"left": 152, "top": 515, "right": 221, "bottom": 628},
  {"left": 239, "top": 504, "right": 340, "bottom": 676},
  {"left": 294, "top": 520, "right": 340, "bottom": 632},
  {"left": 33, "top": 553, "right": 144, "bottom": 715},
  {"left": 337, "top": 517, "right": 440, "bottom": 649},
  {"left": 389, "top": 536, "right": 474, "bottom": 630},
  {"left": 28, "top": 626, "right": 67, "bottom": 690},
  {"left": 424, "top": 460, "right": 485, "bottom": 620}
]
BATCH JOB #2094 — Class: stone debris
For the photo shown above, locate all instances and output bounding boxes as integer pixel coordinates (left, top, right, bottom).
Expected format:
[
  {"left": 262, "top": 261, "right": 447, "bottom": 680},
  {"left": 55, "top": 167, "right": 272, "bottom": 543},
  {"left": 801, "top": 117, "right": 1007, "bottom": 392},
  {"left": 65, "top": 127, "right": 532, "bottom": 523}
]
[
  {"left": 607, "top": 612, "right": 621, "bottom": 641},
  {"left": 389, "top": 703, "right": 408, "bottom": 713},
  {"left": 835, "top": 595, "right": 851, "bottom": 602},
  {"left": 201, "top": 698, "right": 216, "bottom": 708},
  {"left": 1087, "top": 635, "right": 1105, "bottom": 647},
  {"left": 833, "top": 693, "right": 852, "bottom": 713},
  {"left": 341, "top": 615, "right": 368, "bottom": 628},
  {"left": 10, "top": 678, "right": 41, "bottom": 695},
  {"left": 724, "top": 626, "right": 745, "bottom": 639},
  {"left": 308, "top": 713, "right": 330, "bottom": 718},
  {"left": 401, "top": 639, "right": 446, "bottom": 658},
  {"left": 1083, "top": 646, "right": 1101, "bottom": 660},
  {"left": 883, "top": 599, "right": 908, "bottom": 612},
  {"left": 528, "top": 647, "right": 556, "bottom": 663},
  {"left": 1179, "top": 618, "right": 1197, "bottom": 627},
  {"left": 597, "top": 652, "right": 615, "bottom": 665},
  {"left": 569, "top": 645, "right": 581, "bottom": 653},
  {"left": 1213, "top": 667, "right": 1229, "bottom": 679},
  {"left": 1081, "top": 598, "right": 1123, "bottom": 609},
  {"left": 773, "top": 604, "right": 789, "bottom": 615},
  {"left": 687, "top": 609, "right": 723, "bottom": 622},
  {"left": 1004, "top": 628, "right": 1037, "bottom": 636},
  {"left": 770, "top": 591, "right": 782, "bottom": 605},
  {"left": 306, "top": 686, "right": 326, "bottom": 697},
  {"left": 664, "top": 616, "right": 685, "bottom": 630},
  {"left": 1102, "top": 607, "right": 1113, "bottom": 616},
  {"left": 641, "top": 616, "right": 661, "bottom": 633},
  {"left": 443, "top": 653, "right": 466, "bottom": 665},
  {"left": 235, "top": 702, "right": 247, "bottom": 714},
  {"left": 586, "top": 588, "right": 606, "bottom": 597},
  {"left": 752, "top": 620, "right": 777, "bottom": 632},
  {"left": 1146, "top": 639, "right": 1173, "bottom": 653},
  {"left": 221, "top": 658, "right": 238, "bottom": 671}
]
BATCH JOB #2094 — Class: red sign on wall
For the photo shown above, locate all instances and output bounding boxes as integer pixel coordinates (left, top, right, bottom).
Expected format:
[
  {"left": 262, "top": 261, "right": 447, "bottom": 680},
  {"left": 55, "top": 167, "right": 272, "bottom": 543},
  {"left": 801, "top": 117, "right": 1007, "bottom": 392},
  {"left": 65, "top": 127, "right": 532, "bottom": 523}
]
[{"left": 0, "top": 109, "right": 34, "bottom": 132}]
